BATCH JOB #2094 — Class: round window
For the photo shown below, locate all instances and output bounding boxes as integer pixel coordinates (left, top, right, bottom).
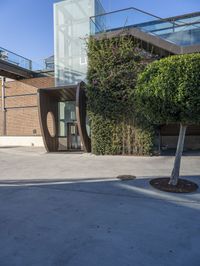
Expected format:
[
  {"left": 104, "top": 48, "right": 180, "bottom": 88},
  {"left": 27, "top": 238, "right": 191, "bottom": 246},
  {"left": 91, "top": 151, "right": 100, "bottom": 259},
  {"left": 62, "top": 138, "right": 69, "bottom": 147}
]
[{"left": 46, "top": 112, "right": 56, "bottom": 137}]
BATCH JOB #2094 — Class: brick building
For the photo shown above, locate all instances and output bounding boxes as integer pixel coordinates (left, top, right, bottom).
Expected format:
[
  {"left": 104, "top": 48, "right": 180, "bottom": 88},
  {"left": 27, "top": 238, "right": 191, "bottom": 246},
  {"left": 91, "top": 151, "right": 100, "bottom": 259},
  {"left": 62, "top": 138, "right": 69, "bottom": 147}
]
[
  {"left": 0, "top": 76, "right": 54, "bottom": 147},
  {"left": 0, "top": 1, "right": 200, "bottom": 151}
]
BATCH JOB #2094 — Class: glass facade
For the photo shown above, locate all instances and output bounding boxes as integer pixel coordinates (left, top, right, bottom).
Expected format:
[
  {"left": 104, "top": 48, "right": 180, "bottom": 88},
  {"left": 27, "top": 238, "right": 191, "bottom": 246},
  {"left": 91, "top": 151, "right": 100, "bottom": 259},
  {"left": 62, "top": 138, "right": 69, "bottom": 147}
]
[{"left": 54, "top": 0, "right": 105, "bottom": 86}]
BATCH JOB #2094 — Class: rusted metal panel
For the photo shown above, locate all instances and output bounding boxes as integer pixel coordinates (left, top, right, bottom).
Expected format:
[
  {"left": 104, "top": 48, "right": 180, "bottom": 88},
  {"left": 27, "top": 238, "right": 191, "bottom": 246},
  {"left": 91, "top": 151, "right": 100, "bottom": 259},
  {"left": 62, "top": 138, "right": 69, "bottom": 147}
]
[
  {"left": 76, "top": 82, "right": 91, "bottom": 153},
  {"left": 37, "top": 82, "right": 91, "bottom": 153}
]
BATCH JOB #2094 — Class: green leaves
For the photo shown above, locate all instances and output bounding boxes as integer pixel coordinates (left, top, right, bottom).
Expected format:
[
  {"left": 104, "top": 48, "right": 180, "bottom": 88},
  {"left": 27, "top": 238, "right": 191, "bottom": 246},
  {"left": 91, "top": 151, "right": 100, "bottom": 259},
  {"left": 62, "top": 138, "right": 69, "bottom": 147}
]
[
  {"left": 87, "top": 36, "right": 155, "bottom": 155},
  {"left": 135, "top": 53, "right": 200, "bottom": 125},
  {"left": 87, "top": 36, "right": 200, "bottom": 156}
]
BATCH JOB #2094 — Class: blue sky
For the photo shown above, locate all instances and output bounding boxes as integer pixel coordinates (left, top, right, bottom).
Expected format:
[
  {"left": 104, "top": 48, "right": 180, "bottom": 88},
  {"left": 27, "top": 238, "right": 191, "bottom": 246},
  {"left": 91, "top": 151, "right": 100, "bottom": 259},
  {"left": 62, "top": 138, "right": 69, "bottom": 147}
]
[
  {"left": 0, "top": 0, "right": 55, "bottom": 62},
  {"left": 0, "top": 0, "right": 199, "bottom": 62},
  {"left": 102, "top": 0, "right": 199, "bottom": 17}
]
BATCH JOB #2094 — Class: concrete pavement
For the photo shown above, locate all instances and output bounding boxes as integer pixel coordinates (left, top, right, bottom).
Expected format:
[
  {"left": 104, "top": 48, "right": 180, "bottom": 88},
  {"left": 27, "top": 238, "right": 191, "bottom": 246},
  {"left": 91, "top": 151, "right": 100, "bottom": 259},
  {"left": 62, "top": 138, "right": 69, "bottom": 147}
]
[
  {"left": 0, "top": 146, "right": 200, "bottom": 181},
  {"left": 0, "top": 147, "right": 199, "bottom": 266}
]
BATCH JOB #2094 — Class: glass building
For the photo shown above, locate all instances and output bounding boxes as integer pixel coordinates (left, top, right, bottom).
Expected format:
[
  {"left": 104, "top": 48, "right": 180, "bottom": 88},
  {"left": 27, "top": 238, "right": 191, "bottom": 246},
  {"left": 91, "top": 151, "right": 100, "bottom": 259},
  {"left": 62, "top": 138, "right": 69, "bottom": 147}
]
[
  {"left": 52, "top": 0, "right": 105, "bottom": 151},
  {"left": 54, "top": 0, "right": 105, "bottom": 86}
]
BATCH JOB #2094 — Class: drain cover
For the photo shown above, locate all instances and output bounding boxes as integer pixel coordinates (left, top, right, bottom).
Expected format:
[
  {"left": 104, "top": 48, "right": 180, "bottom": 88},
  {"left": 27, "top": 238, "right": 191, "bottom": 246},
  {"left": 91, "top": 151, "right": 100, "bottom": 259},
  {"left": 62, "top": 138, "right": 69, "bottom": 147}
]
[{"left": 117, "top": 175, "right": 136, "bottom": 181}]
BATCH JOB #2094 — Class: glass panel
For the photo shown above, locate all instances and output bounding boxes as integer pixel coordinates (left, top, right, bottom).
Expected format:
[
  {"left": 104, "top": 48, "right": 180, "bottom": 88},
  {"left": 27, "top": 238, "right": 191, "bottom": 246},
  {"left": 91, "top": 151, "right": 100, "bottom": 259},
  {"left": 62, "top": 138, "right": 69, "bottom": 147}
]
[
  {"left": 58, "top": 101, "right": 90, "bottom": 149},
  {"left": 59, "top": 121, "right": 65, "bottom": 137},
  {"left": 90, "top": 7, "right": 161, "bottom": 34},
  {"left": 58, "top": 102, "right": 66, "bottom": 137},
  {"left": 69, "top": 123, "right": 81, "bottom": 149},
  {"left": 0, "top": 47, "right": 32, "bottom": 70},
  {"left": 90, "top": 9, "right": 200, "bottom": 47},
  {"left": 54, "top": 0, "right": 105, "bottom": 86},
  {"left": 58, "top": 101, "right": 76, "bottom": 137},
  {"left": 65, "top": 101, "right": 76, "bottom": 123},
  {"left": 148, "top": 17, "right": 200, "bottom": 46}
]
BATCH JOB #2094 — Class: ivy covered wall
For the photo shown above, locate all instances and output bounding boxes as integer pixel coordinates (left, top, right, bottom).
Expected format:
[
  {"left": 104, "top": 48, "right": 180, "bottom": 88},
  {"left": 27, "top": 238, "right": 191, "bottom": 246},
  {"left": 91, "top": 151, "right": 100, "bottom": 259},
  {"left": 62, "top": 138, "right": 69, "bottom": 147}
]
[{"left": 87, "top": 35, "right": 157, "bottom": 155}]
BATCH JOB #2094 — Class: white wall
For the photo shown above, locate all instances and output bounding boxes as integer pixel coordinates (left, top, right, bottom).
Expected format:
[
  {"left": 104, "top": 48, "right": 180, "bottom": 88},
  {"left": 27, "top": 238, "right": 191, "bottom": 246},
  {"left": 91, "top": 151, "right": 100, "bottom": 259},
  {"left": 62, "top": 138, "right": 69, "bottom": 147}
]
[{"left": 0, "top": 137, "right": 44, "bottom": 147}]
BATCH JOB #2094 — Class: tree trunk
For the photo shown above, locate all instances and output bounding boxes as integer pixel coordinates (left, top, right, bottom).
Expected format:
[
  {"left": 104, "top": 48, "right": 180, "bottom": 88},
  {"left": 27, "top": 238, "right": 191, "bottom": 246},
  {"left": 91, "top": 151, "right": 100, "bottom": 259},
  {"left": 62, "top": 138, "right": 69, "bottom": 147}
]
[{"left": 169, "top": 123, "right": 187, "bottom": 186}]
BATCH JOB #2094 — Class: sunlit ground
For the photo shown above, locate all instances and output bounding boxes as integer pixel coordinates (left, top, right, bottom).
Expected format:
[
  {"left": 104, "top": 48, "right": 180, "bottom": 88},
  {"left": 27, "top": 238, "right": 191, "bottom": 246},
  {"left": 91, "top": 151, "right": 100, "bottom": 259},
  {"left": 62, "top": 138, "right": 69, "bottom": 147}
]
[{"left": 0, "top": 147, "right": 199, "bottom": 265}]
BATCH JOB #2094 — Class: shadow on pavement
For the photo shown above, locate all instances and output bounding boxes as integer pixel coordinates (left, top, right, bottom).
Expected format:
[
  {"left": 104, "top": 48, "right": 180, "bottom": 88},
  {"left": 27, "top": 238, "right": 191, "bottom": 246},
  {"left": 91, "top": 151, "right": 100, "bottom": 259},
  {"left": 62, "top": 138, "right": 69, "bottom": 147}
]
[
  {"left": 0, "top": 175, "right": 199, "bottom": 266},
  {"left": 0, "top": 175, "right": 199, "bottom": 206}
]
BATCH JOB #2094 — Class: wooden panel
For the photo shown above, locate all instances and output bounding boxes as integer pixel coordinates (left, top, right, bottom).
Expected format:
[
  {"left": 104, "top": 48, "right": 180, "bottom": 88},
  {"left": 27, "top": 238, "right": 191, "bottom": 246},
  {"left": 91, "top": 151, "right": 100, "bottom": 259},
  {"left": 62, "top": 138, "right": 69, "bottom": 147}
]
[
  {"left": 76, "top": 82, "right": 91, "bottom": 153},
  {"left": 38, "top": 82, "right": 91, "bottom": 153},
  {"left": 37, "top": 90, "right": 59, "bottom": 152}
]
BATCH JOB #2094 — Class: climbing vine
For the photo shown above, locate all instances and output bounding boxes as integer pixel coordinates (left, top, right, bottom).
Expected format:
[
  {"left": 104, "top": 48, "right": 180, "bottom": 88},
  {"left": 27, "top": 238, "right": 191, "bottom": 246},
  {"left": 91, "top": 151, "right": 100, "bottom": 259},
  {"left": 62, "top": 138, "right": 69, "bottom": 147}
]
[{"left": 87, "top": 35, "right": 156, "bottom": 155}]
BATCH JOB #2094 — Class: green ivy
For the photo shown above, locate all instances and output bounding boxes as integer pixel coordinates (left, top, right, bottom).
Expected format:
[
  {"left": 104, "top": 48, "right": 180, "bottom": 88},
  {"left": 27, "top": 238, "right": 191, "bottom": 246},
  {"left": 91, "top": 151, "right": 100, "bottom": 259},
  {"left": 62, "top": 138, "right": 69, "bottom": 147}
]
[{"left": 87, "top": 35, "right": 156, "bottom": 155}]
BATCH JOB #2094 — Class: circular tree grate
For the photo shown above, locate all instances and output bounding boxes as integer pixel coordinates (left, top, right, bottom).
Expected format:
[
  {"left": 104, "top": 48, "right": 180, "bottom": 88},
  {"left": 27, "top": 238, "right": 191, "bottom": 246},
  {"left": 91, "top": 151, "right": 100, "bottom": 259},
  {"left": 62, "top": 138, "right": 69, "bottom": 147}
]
[
  {"left": 117, "top": 175, "right": 136, "bottom": 181},
  {"left": 150, "top": 178, "right": 199, "bottom": 193}
]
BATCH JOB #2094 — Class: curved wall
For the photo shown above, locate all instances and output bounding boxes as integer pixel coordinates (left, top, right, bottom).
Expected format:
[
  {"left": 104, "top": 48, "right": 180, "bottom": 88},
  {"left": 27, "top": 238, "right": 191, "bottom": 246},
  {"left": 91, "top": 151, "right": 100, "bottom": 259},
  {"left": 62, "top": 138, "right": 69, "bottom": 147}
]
[{"left": 37, "top": 82, "right": 91, "bottom": 152}]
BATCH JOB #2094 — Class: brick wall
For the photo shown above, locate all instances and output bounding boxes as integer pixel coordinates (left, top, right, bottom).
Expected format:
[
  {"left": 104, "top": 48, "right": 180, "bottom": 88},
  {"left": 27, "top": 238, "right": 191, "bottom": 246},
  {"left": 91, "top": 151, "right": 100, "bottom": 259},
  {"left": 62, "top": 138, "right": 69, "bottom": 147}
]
[
  {"left": 0, "top": 76, "right": 55, "bottom": 136},
  {"left": 0, "top": 112, "right": 4, "bottom": 136},
  {"left": 6, "top": 108, "right": 41, "bottom": 136}
]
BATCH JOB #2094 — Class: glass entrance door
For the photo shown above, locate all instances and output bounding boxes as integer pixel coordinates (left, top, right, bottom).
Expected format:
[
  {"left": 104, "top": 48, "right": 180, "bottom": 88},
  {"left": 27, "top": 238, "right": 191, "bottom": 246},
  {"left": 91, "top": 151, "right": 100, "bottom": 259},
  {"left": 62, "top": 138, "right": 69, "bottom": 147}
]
[
  {"left": 58, "top": 101, "right": 82, "bottom": 151},
  {"left": 67, "top": 122, "right": 81, "bottom": 150}
]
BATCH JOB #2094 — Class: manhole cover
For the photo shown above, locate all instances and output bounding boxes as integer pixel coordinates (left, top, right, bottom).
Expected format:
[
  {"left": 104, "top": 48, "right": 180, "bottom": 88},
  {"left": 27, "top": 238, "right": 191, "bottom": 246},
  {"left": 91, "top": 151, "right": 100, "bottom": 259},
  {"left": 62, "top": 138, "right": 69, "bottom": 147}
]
[{"left": 117, "top": 175, "right": 136, "bottom": 181}]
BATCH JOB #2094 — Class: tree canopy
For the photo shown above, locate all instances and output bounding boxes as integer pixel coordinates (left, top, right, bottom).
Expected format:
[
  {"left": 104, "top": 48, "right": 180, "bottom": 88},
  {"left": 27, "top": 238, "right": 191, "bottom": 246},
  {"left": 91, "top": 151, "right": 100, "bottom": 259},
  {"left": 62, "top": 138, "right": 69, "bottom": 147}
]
[{"left": 135, "top": 53, "right": 200, "bottom": 125}]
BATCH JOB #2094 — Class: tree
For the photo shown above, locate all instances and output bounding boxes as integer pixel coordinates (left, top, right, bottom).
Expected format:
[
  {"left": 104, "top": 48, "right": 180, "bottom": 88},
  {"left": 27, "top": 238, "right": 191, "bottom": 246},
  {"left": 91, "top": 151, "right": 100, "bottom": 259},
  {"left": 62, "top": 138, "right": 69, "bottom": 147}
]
[{"left": 135, "top": 53, "right": 200, "bottom": 186}]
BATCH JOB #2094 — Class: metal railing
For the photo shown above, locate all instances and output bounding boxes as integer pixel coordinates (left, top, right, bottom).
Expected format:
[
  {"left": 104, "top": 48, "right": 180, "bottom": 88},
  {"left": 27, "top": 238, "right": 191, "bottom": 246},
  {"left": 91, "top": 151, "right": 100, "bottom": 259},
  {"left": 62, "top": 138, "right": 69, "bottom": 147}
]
[
  {"left": 0, "top": 46, "right": 32, "bottom": 70},
  {"left": 90, "top": 7, "right": 166, "bottom": 34},
  {"left": 90, "top": 8, "right": 200, "bottom": 46}
]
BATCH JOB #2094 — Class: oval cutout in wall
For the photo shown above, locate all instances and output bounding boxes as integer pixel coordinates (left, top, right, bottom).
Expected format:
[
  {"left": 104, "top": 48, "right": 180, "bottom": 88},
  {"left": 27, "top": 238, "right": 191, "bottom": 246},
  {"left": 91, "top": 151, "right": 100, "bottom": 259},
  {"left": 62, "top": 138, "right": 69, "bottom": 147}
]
[{"left": 46, "top": 112, "right": 56, "bottom": 137}]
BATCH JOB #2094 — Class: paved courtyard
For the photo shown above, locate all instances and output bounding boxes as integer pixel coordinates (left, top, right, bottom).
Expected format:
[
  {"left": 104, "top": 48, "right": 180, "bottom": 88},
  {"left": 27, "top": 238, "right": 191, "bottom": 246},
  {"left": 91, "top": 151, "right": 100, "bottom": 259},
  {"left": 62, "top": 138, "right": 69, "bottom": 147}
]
[{"left": 0, "top": 147, "right": 200, "bottom": 266}]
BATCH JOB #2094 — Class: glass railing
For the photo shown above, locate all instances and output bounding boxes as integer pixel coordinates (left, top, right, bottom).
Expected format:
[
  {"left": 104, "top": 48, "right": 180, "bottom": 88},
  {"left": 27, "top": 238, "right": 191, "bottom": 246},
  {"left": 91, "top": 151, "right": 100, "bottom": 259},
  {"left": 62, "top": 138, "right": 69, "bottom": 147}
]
[
  {"left": 31, "top": 60, "right": 46, "bottom": 72},
  {"left": 139, "top": 13, "right": 200, "bottom": 46},
  {"left": 90, "top": 7, "right": 162, "bottom": 35},
  {"left": 0, "top": 47, "right": 32, "bottom": 70},
  {"left": 90, "top": 8, "right": 200, "bottom": 47}
]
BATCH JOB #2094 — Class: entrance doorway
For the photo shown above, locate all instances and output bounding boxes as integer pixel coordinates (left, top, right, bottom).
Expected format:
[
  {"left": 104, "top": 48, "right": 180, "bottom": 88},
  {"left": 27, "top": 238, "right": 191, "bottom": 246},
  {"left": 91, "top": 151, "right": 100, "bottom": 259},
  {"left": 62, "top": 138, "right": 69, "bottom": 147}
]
[
  {"left": 67, "top": 122, "right": 81, "bottom": 150},
  {"left": 38, "top": 83, "right": 91, "bottom": 152},
  {"left": 58, "top": 101, "right": 82, "bottom": 151}
]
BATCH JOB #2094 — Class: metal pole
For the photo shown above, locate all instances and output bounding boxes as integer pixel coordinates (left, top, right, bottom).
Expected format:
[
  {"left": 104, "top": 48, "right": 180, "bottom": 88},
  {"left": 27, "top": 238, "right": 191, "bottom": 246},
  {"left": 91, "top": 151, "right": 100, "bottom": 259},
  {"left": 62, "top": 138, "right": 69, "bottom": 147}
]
[{"left": 1, "top": 76, "right": 6, "bottom": 135}]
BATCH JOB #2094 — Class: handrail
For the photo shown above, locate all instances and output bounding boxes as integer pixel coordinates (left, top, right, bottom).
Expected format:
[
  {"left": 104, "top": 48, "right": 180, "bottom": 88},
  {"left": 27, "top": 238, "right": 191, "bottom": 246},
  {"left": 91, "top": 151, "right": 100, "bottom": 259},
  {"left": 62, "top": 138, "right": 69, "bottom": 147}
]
[
  {"left": 163, "top": 11, "right": 200, "bottom": 22},
  {"left": 90, "top": 7, "right": 177, "bottom": 35},
  {"left": 90, "top": 7, "right": 163, "bottom": 21},
  {"left": 145, "top": 20, "right": 200, "bottom": 34},
  {"left": 0, "top": 46, "right": 32, "bottom": 70},
  {"left": 90, "top": 8, "right": 200, "bottom": 33},
  {"left": 0, "top": 46, "right": 31, "bottom": 62}
]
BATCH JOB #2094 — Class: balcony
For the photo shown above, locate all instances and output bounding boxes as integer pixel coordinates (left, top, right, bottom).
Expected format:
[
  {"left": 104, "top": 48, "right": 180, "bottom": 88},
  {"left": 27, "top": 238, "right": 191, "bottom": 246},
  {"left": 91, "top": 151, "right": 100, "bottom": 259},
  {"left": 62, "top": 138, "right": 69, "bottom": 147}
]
[
  {"left": 0, "top": 47, "right": 32, "bottom": 70},
  {"left": 90, "top": 8, "right": 200, "bottom": 47}
]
